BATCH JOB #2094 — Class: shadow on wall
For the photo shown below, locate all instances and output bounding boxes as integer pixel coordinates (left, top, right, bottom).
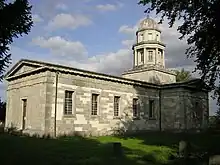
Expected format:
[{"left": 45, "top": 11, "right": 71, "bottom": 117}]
[
  {"left": 109, "top": 78, "right": 209, "bottom": 136},
  {"left": 149, "top": 75, "right": 161, "bottom": 84}
]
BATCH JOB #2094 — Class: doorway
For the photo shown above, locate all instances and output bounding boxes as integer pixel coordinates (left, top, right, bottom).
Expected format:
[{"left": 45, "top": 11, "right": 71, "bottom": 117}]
[{"left": 22, "top": 99, "right": 27, "bottom": 130}]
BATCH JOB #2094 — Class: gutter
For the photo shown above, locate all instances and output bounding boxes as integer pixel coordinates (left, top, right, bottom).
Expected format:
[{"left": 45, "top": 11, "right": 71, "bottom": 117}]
[{"left": 54, "top": 71, "right": 59, "bottom": 138}]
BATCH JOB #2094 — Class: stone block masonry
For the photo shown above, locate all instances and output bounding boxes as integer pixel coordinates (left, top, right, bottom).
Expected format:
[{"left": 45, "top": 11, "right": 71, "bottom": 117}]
[{"left": 4, "top": 59, "right": 210, "bottom": 137}]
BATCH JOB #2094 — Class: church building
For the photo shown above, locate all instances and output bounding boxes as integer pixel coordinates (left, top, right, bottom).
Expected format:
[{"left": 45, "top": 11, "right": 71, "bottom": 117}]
[{"left": 4, "top": 18, "right": 210, "bottom": 136}]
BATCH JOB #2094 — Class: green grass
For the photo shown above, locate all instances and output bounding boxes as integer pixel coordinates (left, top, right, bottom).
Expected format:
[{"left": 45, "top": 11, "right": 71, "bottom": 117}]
[{"left": 0, "top": 132, "right": 219, "bottom": 165}]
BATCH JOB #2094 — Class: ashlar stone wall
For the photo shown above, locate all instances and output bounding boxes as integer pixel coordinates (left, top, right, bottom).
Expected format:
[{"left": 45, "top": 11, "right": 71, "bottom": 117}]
[
  {"left": 5, "top": 71, "right": 49, "bottom": 135},
  {"left": 46, "top": 71, "right": 161, "bottom": 136},
  {"left": 5, "top": 68, "right": 209, "bottom": 136},
  {"left": 161, "top": 88, "right": 209, "bottom": 131}
]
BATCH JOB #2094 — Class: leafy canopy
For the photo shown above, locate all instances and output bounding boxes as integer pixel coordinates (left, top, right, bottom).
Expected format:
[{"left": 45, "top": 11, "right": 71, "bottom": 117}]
[
  {"left": 0, "top": 0, "right": 33, "bottom": 81},
  {"left": 138, "top": 0, "right": 220, "bottom": 105},
  {"left": 174, "top": 68, "right": 192, "bottom": 82}
]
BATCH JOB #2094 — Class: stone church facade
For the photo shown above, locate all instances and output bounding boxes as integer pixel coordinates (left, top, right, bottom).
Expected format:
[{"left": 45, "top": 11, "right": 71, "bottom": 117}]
[{"left": 4, "top": 18, "right": 210, "bottom": 136}]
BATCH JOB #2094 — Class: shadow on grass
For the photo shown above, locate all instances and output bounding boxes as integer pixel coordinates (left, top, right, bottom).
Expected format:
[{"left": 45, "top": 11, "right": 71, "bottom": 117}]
[
  {"left": 0, "top": 132, "right": 174, "bottom": 165},
  {"left": 116, "top": 130, "right": 220, "bottom": 164},
  {"left": 117, "top": 131, "right": 220, "bottom": 151},
  {"left": 1, "top": 128, "right": 220, "bottom": 165}
]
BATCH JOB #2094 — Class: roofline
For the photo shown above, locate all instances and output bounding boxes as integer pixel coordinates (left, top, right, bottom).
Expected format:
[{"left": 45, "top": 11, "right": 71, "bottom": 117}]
[
  {"left": 5, "top": 59, "right": 211, "bottom": 92},
  {"left": 122, "top": 67, "right": 176, "bottom": 76},
  {"left": 133, "top": 41, "right": 166, "bottom": 48},
  {"left": 136, "top": 28, "right": 161, "bottom": 34}
]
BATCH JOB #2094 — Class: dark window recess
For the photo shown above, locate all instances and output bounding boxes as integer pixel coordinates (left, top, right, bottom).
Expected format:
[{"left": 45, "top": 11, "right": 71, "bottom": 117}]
[
  {"left": 91, "top": 94, "right": 99, "bottom": 115},
  {"left": 64, "top": 91, "right": 73, "bottom": 115},
  {"left": 133, "top": 98, "right": 139, "bottom": 117},
  {"left": 114, "top": 96, "right": 120, "bottom": 116},
  {"left": 22, "top": 99, "right": 27, "bottom": 130},
  {"left": 149, "top": 100, "right": 155, "bottom": 119}
]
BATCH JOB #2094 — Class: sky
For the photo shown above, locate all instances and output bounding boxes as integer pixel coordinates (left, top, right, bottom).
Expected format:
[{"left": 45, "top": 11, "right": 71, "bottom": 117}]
[{"left": 1, "top": 0, "right": 217, "bottom": 115}]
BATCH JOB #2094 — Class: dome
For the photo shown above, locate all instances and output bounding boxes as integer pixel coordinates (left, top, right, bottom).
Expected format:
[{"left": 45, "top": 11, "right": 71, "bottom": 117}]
[{"left": 138, "top": 18, "right": 160, "bottom": 31}]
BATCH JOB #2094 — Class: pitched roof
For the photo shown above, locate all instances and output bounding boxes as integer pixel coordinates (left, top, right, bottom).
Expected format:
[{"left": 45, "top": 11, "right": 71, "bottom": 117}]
[{"left": 5, "top": 59, "right": 211, "bottom": 91}]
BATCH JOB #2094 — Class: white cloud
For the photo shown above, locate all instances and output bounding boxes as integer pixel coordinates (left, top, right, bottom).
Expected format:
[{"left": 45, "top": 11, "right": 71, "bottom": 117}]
[
  {"left": 121, "top": 39, "right": 135, "bottom": 48},
  {"left": 32, "top": 14, "right": 43, "bottom": 23},
  {"left": 96, "top": 3, "right": 122, "bottom": 12},
  {"left": 50, "top": 48, "right": 132, "bottom": 76},
  {"left": 55, "top": 3, "right": 68, "bottom": 11},
  {"left": 46, "top": 13, "right": 92, "bottom": 30},
  {"left": 118, "top": 25, "right": 137, "bottom": 36},
  {"left": 32, "top": 36, "right": 88, "bottom": 60}
]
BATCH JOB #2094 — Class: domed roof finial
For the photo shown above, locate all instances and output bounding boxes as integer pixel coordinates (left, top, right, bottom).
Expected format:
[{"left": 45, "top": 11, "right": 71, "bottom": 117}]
[
  {"left": 146, "top": 14, "right": 149, "bottom": 19},
  {"left": 138, "top": 17, "right": 160, "bottom": 31}
]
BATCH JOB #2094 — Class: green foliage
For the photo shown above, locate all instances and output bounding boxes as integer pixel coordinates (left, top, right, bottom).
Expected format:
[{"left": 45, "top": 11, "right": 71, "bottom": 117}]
[
  {"left": 173, "top": 68, "right": 192, "bottom": 82},
  {"left": 138, "top": 0, "right": 220, "bottom": 107},
  {"left": 0, "top": 0, "right": 33, "bottom": 81},
  {"left": 0, "top": 132, "right": 219, "bottom": 164},
  {"left": 0, "top": 98, "right": 6, "bottom": 122}
]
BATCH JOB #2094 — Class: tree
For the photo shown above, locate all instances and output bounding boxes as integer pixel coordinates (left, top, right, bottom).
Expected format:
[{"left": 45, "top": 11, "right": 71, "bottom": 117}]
[
  {"left": 0, "top": 99, "right": 6, "bottom": 122},
  {"left": 0, "top": 0, "right": 33, "bottom": 81},
  {"left": 174, "top": 68, "right": 192, "bottom": 82},
  {"left": 138, "top": 0, "right": 220, "bottom": 107}
]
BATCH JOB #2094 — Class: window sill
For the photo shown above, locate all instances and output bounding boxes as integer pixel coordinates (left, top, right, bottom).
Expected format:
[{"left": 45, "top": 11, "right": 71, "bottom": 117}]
[
  {"left": 63, "top": 115, "right": 75, "bottom": 118},
  {"left": 90, "top": 115, "right": 100, "bottom": 119},
  {"left": 113, "top": 116, "right": 122, "bottom": 119}
]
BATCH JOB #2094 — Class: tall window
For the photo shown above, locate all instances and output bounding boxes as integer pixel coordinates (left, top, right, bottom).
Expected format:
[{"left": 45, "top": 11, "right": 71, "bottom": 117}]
[
  {"left": 133, "top": 98, "right": 139, "bottom": 117},
  {"left": 148, "top": 51, "right": 153, "bottom": 61},
  {"left": 149, "top": 100, "right": 155, "bottom": 119},
  {"left": 91, "top": 94, "right": 99, "bottom": 115},
  {"left": 64, "top": 91, "right": 73, "bottom": 115},
  {"left": 114, "top": 96, "right": 120, "bottom": 116},
  {"left": 140, "top": 51, "right": 144, "bottom": 63},
  {"left": 22, "top": 99, "right": 27, "bottom": 130},
  {"left": 159, "top": 49, "right": 163, "bottom": 59}
]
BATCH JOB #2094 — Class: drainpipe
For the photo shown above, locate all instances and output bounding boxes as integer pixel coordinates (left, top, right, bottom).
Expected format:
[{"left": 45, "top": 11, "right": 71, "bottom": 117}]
[
  {"left": 159, "top": 89, "right": 162, "bottom": 131},
  {"left": 54, "top": 71, "right": 59, "bottom": 138}
]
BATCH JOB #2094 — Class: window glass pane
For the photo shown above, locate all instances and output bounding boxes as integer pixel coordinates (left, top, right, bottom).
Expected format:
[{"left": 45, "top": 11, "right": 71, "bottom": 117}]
[
  {"left": 64, "top": 91, "right": 73, "bottom": 115},
  {"left": 133, "top": 98, "right": 138, "bottom": 117},
  {"left": 114, "top": 96, "right": 120, "bottom": 116},
  {"left": 92, "top": 94, "right": 98, "bottom": 115}
]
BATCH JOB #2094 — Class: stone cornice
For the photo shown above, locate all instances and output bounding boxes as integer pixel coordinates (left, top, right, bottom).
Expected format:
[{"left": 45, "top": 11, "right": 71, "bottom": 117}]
[
  {"left": 122, "top": 65, "right": 176, "bottom": 76},
  {"left": 136, "top": 28, "right": 161, "bottom": 34},
  {"left": 132, "top": 41, "right": 166, "bottom": 49}
]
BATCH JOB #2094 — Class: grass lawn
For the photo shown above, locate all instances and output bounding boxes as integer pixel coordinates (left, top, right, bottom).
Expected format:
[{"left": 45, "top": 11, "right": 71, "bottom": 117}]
[{"left": 0, "top": 132, "right": 219, "bottom": 165}]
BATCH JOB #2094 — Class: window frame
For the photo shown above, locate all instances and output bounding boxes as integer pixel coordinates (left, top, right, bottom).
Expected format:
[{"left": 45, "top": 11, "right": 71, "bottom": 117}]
[
  {"left": 64, "top": 90, "right": 74, "bottom": 116},
  {"left": 149, "top": 99, "right": 155, "bottom": 119},
  {"left": 140, "top": 51, "right": 144, "bottom": 64},
  {"left": 91, "top": 93, "right": 99, "bottom": 116},
  {"left": 148, "top": 50, "right": 153, "bottom": 62},
  {"left": 114, "top": 96, "right": 120, "bottom": 117},
  {"left": 133, "top": 98, "right": 139, "bottom": 118}
]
